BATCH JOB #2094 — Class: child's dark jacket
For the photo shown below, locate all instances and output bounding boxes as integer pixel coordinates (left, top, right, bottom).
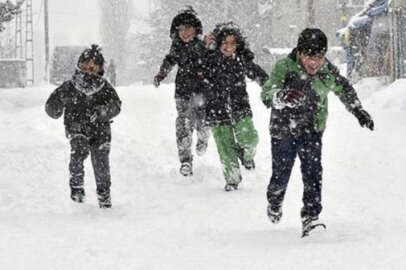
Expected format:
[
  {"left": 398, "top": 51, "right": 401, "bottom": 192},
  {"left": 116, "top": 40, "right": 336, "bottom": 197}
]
[
  {"left": 45, "top": 79, "right": 121, "bottom": 140},
  {"left": 158, "top": 37, "right": 208, "bottom": 99},
  {"left": 202, "top": 50, "right": 268, "bottom": 125}
]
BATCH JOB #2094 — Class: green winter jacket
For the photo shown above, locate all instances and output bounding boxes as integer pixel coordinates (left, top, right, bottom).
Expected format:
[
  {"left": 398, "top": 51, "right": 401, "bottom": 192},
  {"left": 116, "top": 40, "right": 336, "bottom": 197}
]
[{"left": 261, "top": 49, "right": 363, "bottom": 137}]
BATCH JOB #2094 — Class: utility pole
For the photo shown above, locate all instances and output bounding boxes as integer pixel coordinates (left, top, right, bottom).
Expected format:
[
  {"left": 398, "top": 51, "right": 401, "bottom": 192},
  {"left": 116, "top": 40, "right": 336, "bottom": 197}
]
[
  {"left": 14, "top": 4, "right": 22, "bottom": 59},
  {"left": 44, "top": 0, "right": 49, "bottom": 82},
  {"left": 306, "top": 0, "right": 315, "bottom": 27},
  {"left": 25, "top": 0, "right": 34, "bottom": 85}
]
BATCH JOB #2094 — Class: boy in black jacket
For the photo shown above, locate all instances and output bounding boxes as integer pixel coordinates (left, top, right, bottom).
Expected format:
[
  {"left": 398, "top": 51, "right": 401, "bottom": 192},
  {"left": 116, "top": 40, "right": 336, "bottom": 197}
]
[
  {"left": 202, "top": 22, "right": 269, "bottom": 191},
  {"left": 45, "top": 45, "right": 121, "bottom": 208},
  {"left": 154, "top": 7, "right": 210, "bottom": 177}
]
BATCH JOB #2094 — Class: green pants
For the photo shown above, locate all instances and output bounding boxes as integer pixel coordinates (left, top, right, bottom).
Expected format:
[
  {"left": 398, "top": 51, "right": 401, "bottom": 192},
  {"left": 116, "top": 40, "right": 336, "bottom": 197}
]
[{"left": 212, "top": 116, "right": 259, "bottom": 184}]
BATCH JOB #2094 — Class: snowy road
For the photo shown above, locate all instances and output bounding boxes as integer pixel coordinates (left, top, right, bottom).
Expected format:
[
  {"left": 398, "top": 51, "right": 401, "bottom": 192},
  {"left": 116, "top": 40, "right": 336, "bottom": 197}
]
[{"left": 0, "top": 80, "right": 405, "bottom": 269}]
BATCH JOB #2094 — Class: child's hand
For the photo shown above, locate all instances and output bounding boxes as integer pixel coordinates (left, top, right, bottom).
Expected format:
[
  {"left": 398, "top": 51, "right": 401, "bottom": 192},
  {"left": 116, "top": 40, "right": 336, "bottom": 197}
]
[
  {"left": 204, "top": 33, "right": 215, "bottom": 49},
  {"left": 153, "top": 73, "right": 165, "bottom": 88},
  {"left": 90, "top": 105, "right": 108, "bottom": 122}
]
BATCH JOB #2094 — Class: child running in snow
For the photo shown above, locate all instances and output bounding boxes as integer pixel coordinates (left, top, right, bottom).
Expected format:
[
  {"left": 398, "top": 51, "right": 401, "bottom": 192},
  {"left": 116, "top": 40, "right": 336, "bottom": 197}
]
[
  {"left": 45, "top": 45, "right": 122, "bottom": 208},
  {"left": 202, "top": 22, "right": 268, "bottom": 191},
  {"left": 261, "top": 28, "right": 374, "bottom": 236},
  {"left": 154, "top": 6, "right": 210, "bottom": 177}
]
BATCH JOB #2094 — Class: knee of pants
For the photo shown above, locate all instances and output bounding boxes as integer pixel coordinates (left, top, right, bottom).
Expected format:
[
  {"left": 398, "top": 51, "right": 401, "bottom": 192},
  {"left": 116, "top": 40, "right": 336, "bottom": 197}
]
[
  {"left": 177, "top": 136, "right": 192, "bottom": 150},
  {"left": 91, "top": 142, "right": 110, "bottom": 161},
  {"left": 70, "top": 149, "right": 89, "bottom": 163},
  {"left": 176, "top": 118, "right": 193, "bottom": 136},
  {"left": 70, "top": 135, "right": 89, "bottom": 159}
]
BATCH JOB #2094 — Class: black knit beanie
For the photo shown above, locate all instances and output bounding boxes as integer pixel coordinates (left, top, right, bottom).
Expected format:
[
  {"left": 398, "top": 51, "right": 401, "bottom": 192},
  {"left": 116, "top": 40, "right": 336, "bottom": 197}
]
[{"left": 297, "top": 28, "right": 328, "bottom": 56}]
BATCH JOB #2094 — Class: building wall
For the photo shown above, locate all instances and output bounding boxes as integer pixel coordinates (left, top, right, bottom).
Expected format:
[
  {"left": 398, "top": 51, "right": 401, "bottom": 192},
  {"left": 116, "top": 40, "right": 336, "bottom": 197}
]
[{"left": 270, "top": 0, "right": 365, "bottom": 48}]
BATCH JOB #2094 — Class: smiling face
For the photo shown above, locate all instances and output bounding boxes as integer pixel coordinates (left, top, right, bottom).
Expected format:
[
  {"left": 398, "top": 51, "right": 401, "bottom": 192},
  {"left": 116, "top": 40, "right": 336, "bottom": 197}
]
[
  {"left": 299, "top": 53, "right": 326, "bottom": 75},
  {"left": 178, "top": 25, "right": 196, "bottom": 43},
  {"left": 220, "top": 35, "right": 238, "bottom": 57}
]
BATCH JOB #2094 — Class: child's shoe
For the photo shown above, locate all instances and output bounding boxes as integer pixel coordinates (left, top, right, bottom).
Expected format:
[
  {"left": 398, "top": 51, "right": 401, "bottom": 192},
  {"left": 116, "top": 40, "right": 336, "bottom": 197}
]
[
  {"left": 70, "top": 188, "right": 85, "bottom": 203},
  {"left": 301, "top": 216, "right": 326, "bottom": 237},
  {"left": 224, "top": 183, "right": 239, "bottom": 192},
  {"left": 242, "top": 159, "right": 255, "bottom": 170},
  {"left": 267, "top": 204, "right": 282, "bottom": 224},
  {"left": 179, "top": 162, "right": 193, "bottom": 177},
  {"left": 98, "top": 191, "right": 112, "bottom": 208},
  {"left": 196, "top": 139, "right": 208, "bottom": 156}
]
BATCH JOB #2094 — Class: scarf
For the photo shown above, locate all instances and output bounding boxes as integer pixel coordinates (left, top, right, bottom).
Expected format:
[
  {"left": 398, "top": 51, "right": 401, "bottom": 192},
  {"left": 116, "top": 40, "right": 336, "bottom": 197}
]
[{"left": 72, "top": 68, "right": 106, "bottom": 96}]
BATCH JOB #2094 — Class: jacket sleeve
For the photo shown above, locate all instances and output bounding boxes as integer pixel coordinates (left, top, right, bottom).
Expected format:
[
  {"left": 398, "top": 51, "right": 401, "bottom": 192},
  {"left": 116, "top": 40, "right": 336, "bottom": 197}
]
[
  {"left": 245, "top": 60, "right": 269, "bottom": 87},
  {"left": 260, "top": 59, "right": 288, "bottom": 108},
  {"left": 328, "top": 63, "right": 363, "bottom": 113},
  {"left": 158, "top": 43, "right": 179, "bottom": 77},
  {"left": 98, "top": 84, "right": 122, "bottom": 122},
  {"left": 45, "top": 85, "right": 65, "bottom": 119}
]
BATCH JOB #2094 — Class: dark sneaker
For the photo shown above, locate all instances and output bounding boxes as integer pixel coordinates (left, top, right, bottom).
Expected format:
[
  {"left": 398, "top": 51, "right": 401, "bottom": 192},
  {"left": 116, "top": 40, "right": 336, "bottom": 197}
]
[
  {"left": 224, "top": 183, "right": 239, "bottom": 192},
  {"left": 179, "top": 162, "right": 193, "bottom": 177},
  {"left": 242, "top": 159, "right": 255, "bottom": 170},
  {"left": 235, "top": 145, "right": 255, "bottom": 170},
  {"left": 267, "top": 204, "right": 282, "bottom": 224},
  {"left": 98, "top": 192, "right": 112, "bottom": 209},
  {"left": 70, "top": 188, "right": 85, "bottom": 203},
  {"left": 196, "top": 139, "right": 208, "bottom": 156},
  {"left": 301, "top": 216, "right": 326, "bottom": 237}
]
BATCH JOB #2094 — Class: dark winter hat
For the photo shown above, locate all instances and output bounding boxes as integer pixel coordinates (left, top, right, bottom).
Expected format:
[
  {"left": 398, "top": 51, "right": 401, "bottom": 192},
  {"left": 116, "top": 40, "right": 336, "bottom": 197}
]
[
  {"left": 214, "top": 22, "right": 246, "bottom": 53},
  {"left": 297, "top": 28, "right": 328, "bottom": 56},
  {"left": 77, "top": 44, "right": 105, "bottom": 75},
  {"left": 170, "top": 6, "right": 202, "bottom": 39}
]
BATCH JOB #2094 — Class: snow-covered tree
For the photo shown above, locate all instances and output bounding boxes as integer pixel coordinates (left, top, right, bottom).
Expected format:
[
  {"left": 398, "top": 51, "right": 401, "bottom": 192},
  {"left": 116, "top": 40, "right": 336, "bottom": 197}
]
[
  {"left": 0, "top": 0, "right": 24, "bottom": 32},
  {"left": 99, "top": 0, "right": 133, "bottom": 85}
]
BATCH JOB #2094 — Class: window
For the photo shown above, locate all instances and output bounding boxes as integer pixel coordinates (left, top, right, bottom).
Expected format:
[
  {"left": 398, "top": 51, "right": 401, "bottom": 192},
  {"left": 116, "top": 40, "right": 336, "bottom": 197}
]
[{"left": 337, "top": 0, "right": 365, "bottom": 7}]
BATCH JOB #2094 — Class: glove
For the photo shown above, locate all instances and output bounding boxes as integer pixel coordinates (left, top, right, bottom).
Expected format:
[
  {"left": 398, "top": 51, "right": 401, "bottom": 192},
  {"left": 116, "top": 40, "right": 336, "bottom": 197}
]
[
  {"left": 275, "top": 89, "right": 305, "bottom": 108},
  {"left": 353, "top": 108, "right": 374, "bottom": 130},
  {"left": 153, "top": 73, "right": 166, "bottom": 88},
  {"left": 90, "top": 105, "right": 109, "bottom": 122}
]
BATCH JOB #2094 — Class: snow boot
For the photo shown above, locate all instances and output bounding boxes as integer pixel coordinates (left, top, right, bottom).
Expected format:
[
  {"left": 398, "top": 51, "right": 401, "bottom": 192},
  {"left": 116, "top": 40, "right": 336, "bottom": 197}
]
[
  {"left": 301, "top": 216, "right": 326, "bottom": 237},
  {"left": 267, "top": 204, "right": 282, "bottom": 224},
  {"left": 70, "top": 188, "right": 85, "bottom": 203},
  {"left": 97, "top": 191, "right": 112, "bottom": 209},
  {"left": 179, "top": 162, "right": 193, "bottom": 177},
  {"left": 236, "top": 145, "right": 255, "bottom": 170},
  {"left": 224, "top": 183, "right": 239, "bottom": 192},
  {"left": 196, "top": 139, "right": 208, "bottom": 156},
  {"left": 242, "top": 159, "right": 255, "bottom": 170}
]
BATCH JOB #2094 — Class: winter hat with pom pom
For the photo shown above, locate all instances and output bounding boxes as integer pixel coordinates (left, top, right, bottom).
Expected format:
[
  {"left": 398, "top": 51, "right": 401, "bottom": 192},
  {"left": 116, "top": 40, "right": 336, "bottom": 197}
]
[{"left": 78, "top": 44, "right": 105, "bottom": 75}]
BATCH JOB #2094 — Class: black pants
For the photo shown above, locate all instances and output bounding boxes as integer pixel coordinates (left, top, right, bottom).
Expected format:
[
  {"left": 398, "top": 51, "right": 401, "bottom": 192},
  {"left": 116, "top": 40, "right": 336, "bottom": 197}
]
[
  {"left": 175, "top": 94, "right": 210, "bottom": 164},
  {"left": 267, "top": 132, "right": 323, "bottom": 218},
  {"left": 69, "top": 134, "right": 111, "bottom": 196}
]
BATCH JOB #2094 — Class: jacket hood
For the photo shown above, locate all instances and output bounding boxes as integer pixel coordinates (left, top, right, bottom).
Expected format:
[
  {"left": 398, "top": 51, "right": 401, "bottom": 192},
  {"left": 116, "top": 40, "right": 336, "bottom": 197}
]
[
  {"left": 213, "top": 22, "right": 248, "bottom": 56},
  {"left": 170, "top": 7, "right": 202, "bottom": 39}
]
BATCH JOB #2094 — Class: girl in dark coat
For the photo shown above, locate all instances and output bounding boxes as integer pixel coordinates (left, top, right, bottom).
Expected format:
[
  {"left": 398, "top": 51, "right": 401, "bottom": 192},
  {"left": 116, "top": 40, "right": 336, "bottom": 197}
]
[
  {"left": 45, "top": 45, "right": 121, "bottom": 208},
  {"left": 202, "top": 22, "right": 269, "bottom": 191},
  {"left": 154, "top": 6, "right": 210, "bottom": 177}
]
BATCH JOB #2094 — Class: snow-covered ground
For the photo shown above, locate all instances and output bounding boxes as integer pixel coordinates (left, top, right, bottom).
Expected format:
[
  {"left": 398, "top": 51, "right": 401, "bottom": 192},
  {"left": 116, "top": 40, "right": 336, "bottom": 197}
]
[{"left": 0, "top": 78, "right": 405, "bottom": 270}]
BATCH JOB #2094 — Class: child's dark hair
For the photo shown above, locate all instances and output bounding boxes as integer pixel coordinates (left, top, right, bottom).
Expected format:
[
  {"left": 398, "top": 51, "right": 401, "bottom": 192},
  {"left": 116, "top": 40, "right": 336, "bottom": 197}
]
[
  {"left": 214, "top": 22, "right": 247, "bottom": 54},
  {"left": 78, "top": 44, "right": 105, "bottom": 75},
  {"left": 170, "top": 6, "right": 202, "bottom": 39}
]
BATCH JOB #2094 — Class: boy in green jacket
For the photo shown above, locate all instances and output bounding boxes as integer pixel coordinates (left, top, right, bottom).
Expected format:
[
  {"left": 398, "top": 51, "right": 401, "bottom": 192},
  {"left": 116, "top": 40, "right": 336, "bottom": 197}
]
[{"left": 261, "top": 28, "right": 374, "bottom": 237}]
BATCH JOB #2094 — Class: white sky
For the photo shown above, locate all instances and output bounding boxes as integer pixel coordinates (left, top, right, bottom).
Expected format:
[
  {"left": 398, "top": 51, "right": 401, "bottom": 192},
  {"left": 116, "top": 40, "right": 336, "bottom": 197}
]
[{"left": 32, "top": 0, "right": 149, "bottom": 46}]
